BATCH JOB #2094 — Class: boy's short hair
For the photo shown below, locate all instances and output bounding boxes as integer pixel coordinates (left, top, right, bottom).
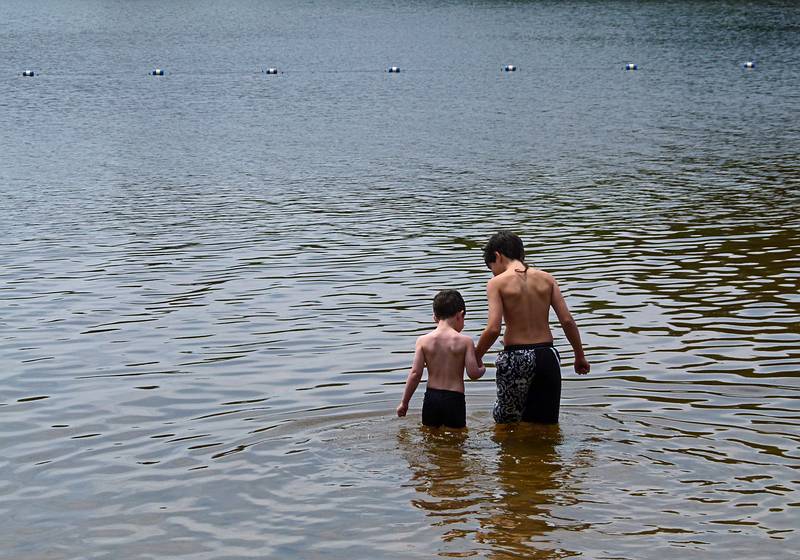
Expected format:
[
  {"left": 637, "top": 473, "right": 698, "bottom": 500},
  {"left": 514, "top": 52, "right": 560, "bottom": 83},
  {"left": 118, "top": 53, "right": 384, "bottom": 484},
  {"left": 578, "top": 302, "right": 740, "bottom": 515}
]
[
  {"left": 433, "top": 290, "right": 466, "bottom": 320},
  {"left": 483, "top": 230, "right": 526, "bottom": 266}
]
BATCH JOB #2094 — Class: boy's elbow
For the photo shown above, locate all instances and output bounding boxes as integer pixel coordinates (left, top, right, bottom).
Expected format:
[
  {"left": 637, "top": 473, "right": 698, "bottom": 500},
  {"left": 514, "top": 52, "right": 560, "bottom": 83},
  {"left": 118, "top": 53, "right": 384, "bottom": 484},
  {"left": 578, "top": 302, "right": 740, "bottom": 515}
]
[{"left": 561, "top": 316, "right": 577, "bottom": 330}]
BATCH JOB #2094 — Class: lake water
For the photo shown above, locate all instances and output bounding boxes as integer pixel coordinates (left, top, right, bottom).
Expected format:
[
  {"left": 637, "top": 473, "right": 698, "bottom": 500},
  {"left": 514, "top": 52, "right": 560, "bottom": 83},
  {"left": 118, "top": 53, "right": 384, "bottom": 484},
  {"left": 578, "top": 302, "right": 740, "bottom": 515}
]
[{"left": 1, "top": 0, "right": 799, "bottom": 558}]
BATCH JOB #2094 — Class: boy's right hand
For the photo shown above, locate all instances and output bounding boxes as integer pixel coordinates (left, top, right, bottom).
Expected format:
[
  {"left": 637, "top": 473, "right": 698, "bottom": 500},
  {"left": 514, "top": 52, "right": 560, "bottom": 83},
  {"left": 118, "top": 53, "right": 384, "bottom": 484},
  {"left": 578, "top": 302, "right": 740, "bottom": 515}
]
[{"left": 396, "top": 402, "right": 408, "bottom": 417}]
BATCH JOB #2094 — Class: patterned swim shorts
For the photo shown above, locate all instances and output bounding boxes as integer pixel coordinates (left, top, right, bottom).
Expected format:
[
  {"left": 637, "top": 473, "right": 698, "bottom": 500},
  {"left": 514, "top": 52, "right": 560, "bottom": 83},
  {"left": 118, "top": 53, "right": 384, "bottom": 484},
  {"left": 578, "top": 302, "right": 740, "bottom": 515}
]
[{"left": 493, "top": 343, "right": 562, "bottom": 424}]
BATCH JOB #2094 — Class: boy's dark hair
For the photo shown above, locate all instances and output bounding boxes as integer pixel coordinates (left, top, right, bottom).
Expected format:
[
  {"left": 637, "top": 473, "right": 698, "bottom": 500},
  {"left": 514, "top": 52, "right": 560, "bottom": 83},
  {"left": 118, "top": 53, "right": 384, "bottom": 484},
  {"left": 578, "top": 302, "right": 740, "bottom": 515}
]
[
  {"left": 433, "top": 290, "right": 466, "bottom": 320},
  {"left": 483, "top": 230, "right": 528, "bottom": 269}
]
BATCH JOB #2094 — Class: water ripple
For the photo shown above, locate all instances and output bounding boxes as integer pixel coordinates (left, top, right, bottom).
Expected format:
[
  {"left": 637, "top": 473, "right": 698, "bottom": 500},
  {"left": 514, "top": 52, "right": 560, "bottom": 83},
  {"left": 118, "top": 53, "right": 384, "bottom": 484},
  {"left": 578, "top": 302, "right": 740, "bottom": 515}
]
[{"left": 2, "top": 0, "right": 800, "bottom": 557}]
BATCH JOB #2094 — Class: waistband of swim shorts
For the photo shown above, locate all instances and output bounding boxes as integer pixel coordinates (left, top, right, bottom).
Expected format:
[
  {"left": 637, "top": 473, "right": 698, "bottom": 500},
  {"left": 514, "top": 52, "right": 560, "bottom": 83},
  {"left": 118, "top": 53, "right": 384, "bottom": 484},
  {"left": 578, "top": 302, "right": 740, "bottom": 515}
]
[
  {"left": 424, "top": 387, "right": 466, "bottom": 399},
  {"left": 502, "top": 342, "right": 554, "bottom": 352}
]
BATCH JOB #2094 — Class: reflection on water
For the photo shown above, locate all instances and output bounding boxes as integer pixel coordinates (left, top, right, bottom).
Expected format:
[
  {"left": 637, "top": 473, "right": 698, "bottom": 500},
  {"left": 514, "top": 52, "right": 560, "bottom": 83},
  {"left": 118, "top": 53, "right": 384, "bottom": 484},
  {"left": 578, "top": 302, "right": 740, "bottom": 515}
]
[
  {"left": 401, "top": 427, "right": 484, "bottom": 552},
  {"left": 398, "top": 421, "right": 590, "bottom": 558},
  {"left": 395, "top": 404, "right": 799, "bottom": 558},
  {"left": 481, "top": 425, "right": 584, "bottom": 560}
]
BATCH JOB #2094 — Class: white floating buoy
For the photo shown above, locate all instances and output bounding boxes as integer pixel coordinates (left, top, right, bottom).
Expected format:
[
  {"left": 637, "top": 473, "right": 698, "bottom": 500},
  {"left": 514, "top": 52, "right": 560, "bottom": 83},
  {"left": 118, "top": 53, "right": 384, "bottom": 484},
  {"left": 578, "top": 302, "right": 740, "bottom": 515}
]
[
  {"left": 503, "top": 65, "right": 517, "bottom": 72},
  {"left": 387, "top": 66, "right": 400, "bottom": 73},
  {"left": 22, "top": 70, "right": 35, "bottom": 77},
  {"left": 625, "top": 63, "right": 638, "bottom": 71},
  {"left": 265, "top": 67, "right": 278, "bottom": 74},
  {"left": 743, "top": 61, "right": 755, "bottom": 69},
  {"left": 151, "top": 69, "right": 164, "bottom": 76}
]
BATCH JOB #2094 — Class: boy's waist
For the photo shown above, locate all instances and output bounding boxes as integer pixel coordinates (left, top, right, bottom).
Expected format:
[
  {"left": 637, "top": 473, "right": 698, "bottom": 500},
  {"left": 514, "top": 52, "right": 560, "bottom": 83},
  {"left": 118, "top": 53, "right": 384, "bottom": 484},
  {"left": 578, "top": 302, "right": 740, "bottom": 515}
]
[
  {"left": 502, "top": 342, "right": 554, "bottom": 352},
  {"left": 424, "top": 386, "right": 465, "bottom": 397}
]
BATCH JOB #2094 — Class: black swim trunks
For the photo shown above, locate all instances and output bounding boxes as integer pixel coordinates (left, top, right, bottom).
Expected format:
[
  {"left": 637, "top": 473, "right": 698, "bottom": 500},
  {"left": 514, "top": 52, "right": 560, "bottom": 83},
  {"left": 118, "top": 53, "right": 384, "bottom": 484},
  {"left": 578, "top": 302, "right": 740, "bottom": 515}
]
[
  {"left": 422, "top": 388, "right": 466, "bottom": 428},
  {"left": 493, "top": 343, "right": 562, "bottom": 424}
]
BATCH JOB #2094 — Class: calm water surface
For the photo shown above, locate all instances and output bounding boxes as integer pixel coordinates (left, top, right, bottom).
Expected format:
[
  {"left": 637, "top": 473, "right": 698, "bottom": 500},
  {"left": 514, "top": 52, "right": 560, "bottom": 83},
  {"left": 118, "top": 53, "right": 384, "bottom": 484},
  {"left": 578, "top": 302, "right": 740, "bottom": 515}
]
[{"left": 1, "top": 0, "right": 799, "bottom": 558}]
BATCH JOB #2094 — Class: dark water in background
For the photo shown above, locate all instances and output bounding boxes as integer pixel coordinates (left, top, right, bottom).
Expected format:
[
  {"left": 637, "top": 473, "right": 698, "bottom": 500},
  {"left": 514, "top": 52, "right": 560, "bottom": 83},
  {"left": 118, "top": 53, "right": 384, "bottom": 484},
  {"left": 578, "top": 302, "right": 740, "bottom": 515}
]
[{"left": 1, "top": 0, "right": 799, "bottom": 558}]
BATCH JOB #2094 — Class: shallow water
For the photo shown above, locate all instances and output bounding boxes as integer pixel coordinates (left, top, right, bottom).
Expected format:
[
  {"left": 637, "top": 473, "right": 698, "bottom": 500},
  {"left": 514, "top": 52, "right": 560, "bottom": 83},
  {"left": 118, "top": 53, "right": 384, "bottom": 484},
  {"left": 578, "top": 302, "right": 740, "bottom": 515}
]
[{"left": 2, "top": 0, "right": 799, "bottom": 558}]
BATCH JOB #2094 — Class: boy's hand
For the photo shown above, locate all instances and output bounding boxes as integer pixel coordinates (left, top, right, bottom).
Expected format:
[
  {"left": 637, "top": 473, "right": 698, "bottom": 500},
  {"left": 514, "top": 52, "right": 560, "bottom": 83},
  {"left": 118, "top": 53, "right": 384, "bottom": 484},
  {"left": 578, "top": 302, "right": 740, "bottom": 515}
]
[
  {"left": 396, "top": 402, "right": 408, "bottom": 417},
  {"left": 574, "top": 355, "right": 590, "bottom": 375}
]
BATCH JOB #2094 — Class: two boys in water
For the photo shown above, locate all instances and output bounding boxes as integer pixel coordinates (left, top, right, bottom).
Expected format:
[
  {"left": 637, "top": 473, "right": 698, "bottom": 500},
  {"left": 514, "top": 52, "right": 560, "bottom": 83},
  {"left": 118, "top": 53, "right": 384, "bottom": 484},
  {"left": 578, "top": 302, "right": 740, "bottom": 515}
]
[{"left": 397, "top": 230, "right": 590, "bottom": 428}]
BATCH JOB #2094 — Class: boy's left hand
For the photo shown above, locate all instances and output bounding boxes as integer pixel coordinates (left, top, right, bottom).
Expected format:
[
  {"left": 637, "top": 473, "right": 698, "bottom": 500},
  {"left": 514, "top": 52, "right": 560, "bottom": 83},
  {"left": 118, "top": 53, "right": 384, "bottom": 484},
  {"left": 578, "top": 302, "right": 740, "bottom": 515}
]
[
  {"left": 396, "top": 402, "right": 408, "bottom": 417},
  {"left": 574, "top": 355, "right": 590, "bottom": 375}
]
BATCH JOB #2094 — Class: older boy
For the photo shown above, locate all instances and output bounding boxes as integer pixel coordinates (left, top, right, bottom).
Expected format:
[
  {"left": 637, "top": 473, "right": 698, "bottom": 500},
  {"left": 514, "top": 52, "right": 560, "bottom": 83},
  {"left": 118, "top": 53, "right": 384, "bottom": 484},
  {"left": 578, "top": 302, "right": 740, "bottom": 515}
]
[
  {"left": 476, "top": 231, "right": 590, "bottom": 424},
  {"left": 397, "top": 290, "right": 486, "bottom": 428}
]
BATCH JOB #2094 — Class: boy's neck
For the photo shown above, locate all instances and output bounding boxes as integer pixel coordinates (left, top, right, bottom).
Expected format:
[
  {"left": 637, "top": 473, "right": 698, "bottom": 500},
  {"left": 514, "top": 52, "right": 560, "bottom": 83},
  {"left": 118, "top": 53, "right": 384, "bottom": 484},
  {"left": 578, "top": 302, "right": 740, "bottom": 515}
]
[{"left": 436, "top": 318, "right": 460, "bottom": 331}]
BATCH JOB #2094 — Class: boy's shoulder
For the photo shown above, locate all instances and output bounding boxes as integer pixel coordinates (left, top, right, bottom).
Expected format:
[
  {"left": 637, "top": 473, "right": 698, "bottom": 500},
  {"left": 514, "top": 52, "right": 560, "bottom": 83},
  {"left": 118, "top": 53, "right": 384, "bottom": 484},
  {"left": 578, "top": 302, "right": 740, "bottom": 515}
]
[
  {"left": 488, "top": 267, "right": 555, "bottom": 285},
  {"left": 416, "top": 329, "right": 448, "bottom": 345},
  {"left": 417, "top": 329, "right": 470, "bottom": 348},
  {"left": 456, "top": 331, "right": 474, "bottom": 344},
  {"left": 416, "top": 331, "right": 435, "bottom": 345},
  {"left": 530, "top": 268, "right": 556, "bottom": 283}
]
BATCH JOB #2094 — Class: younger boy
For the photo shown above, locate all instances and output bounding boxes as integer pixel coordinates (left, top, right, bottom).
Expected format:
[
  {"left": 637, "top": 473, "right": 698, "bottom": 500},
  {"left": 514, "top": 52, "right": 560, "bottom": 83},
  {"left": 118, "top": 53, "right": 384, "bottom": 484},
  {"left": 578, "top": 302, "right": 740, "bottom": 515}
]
[{"left": 397, "top": 290, "right": 486, "bottom": 428}]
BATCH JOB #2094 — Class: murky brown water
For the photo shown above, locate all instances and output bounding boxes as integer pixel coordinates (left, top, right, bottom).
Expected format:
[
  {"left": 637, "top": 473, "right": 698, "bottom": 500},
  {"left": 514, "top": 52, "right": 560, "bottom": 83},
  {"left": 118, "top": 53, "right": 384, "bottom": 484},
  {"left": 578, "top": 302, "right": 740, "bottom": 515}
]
[
  {"left": 3, "top": 171, "right": 798, "bottom": 558},
  {"left": 2, "top": 0, "right": 799, "bottom": 558}
]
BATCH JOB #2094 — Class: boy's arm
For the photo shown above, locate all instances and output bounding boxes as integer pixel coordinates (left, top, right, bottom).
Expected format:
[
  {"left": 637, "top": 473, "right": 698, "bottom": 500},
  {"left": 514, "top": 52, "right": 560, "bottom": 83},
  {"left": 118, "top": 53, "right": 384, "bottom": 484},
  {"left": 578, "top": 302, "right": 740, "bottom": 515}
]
[
  {"left": 397, "top": 340, "right": 425, "bottom": 417},
  {"left": 551, "top": 278, "right": 590, "bottom": 375},
  {"left": 476, "top": 280, "right": 503, "bottom": 360},
  {"left": 465, "top": 338, "right": 486, "bottom": 380}
]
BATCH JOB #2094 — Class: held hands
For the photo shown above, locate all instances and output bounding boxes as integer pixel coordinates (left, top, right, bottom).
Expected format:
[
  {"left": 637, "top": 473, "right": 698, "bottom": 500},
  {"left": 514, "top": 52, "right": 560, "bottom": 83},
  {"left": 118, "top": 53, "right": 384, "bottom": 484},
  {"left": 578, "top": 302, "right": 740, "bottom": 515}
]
[
  {"left": 396, "top": 402, "right": 408, "bottom": 417},
  {"left": 574, "top": 355, "right": 590, "bottom": 375}
]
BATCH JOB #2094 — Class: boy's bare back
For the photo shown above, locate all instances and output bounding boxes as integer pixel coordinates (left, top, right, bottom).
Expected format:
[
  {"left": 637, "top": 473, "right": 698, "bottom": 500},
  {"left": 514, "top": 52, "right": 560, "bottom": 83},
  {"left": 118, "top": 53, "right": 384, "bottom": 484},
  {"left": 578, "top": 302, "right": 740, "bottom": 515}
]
[
  {"left": 397, "top": 290, "right": 485, "bottom": 422},
  {"left": 416, "top": 328, "right": 482, "bottom": 393},
  {"left": 488, "top": 266, "right": 557, "bottom": 346}
]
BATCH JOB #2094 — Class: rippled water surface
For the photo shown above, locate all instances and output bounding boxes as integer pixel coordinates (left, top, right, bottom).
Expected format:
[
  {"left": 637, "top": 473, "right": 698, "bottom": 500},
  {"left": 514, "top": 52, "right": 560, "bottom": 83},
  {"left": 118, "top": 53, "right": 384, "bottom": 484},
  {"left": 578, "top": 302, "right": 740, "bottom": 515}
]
[{"left": 2, "top": 0, "right": 799, "bottom": 558}]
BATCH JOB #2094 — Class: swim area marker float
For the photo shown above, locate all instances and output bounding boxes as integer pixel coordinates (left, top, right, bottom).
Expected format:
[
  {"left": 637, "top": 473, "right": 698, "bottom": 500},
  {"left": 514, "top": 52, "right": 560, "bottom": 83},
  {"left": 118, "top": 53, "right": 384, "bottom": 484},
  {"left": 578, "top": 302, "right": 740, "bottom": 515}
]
[{"left": 14, "top": 61, "right": 766, "bottom": 79}]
